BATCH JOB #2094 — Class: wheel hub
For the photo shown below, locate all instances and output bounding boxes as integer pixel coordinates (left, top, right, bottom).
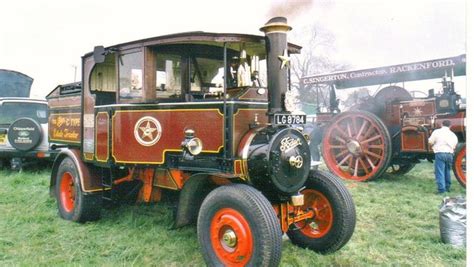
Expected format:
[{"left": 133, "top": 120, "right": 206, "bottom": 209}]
[
  {"left": 346, "top": 140, "right": 362, "bottom": 155},
  {"left": 222, "top": 229, "right": 237, "bottom": 248}
]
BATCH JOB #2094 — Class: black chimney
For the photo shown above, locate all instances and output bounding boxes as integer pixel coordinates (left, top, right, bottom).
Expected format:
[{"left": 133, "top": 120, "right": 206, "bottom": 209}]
[{"left": 260, "top": 17, "right": 292, "bottom": 121}]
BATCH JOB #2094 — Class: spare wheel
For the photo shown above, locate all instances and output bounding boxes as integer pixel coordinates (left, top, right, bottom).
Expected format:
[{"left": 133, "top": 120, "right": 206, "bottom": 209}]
[{"left": 7, "top": 117, "right": 43, "bottom": 151}]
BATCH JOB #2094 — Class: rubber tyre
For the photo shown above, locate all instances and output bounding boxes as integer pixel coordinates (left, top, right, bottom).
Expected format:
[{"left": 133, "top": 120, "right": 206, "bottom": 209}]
[
  {"left": 322, "top": 110, "right": 392, "bottom": 181},
  {"left": 287, "top": 170, "right": 356, "bottom": 254},
  {"left": 55, "top": 157, "right": 102, "bottom": 222},
  {"left": 453, "top": 144, "right": 466, "bottom": 188},
  {"left": 197, "top": 184, "right": 281, "bottom": 267}
]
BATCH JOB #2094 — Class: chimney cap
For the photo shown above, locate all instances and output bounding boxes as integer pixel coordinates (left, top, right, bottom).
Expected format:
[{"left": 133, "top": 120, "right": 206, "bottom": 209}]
[{"left": 260, "top": 17, "right": 292, "bottom": 33}]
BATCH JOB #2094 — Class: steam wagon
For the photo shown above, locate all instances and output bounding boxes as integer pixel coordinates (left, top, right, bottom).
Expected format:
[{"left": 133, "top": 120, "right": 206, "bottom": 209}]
[
  {"left": 302, "top": 55, "right": 466, "bottom": 186},
  {"left": 47, "top": 17, "right": 356, "bottom": 266}
]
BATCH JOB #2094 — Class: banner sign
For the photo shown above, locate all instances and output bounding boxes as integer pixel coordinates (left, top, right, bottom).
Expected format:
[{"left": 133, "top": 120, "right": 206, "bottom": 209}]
[{"left": 301, "top": 54, "right": 466, "bottom": 89}]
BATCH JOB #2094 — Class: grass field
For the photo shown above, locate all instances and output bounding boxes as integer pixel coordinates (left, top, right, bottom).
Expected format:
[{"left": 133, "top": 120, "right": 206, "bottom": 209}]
[{"left": 0, "top": 162, "right": 466, "bottom": 266}]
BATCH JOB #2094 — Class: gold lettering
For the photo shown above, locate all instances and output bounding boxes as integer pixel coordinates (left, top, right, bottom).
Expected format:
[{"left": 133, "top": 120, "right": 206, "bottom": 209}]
[
  {"left": 56, "top": 116, "right": 66, "bottom": 127},
  {"left": 53, "top": 129, "right": 64, "bottom": 138}
]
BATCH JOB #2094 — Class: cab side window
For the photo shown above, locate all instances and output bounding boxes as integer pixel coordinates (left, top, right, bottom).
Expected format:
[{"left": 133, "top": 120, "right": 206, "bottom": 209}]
[
  {"left": 119, "top": 50, "right": 143, "bottom": 101},
  {"left": 155, "top": 53, "right": 182, "bottom": 99},
  {"left": 90, "top": 53, "right": 117, "bottom": 105}
]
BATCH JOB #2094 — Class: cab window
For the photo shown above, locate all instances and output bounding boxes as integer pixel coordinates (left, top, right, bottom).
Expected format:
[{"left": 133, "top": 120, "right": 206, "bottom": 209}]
[
  {"left": 155, "top": 53, "right": 183, "bottom": 99},
  {"left": 190, "top": 57, "right": 225, "bottom": 96},
  {"left": 90, "top": 53, "right": 117, "bottom": 105},
  {"left": 119, "top": 50, "right": 143, "bottom": 101}
]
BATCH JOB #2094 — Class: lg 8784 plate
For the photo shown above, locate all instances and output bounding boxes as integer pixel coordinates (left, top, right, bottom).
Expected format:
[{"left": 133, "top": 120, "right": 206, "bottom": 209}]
[{"left": 274, "top": 114, "right": 306, "bottom": 125}]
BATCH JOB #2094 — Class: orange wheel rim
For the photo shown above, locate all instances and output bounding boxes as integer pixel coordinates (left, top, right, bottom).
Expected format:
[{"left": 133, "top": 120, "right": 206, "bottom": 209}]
[
  {"left": 455, "top": 146, "right": 466, "bottom": 185},
  {"left": 60, "top": 172, "right": 75, "bottom": 213},
  {"left": 323, "top": 113, "right": 386, "bottom": 181},
  {"left": 296, "top": 189, "right": 334, "bottom": 238},
  {"left": 210, "top": 208, "right": 253, "bottom": 266}
]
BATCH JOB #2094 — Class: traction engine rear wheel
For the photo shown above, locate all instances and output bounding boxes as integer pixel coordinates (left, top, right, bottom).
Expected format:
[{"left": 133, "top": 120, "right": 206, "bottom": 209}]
[
  {"left": 453, "top": 144, "right": 466, "bottom": 188},
  {"left": 55, "top": 157, "right": 102, "bottom": 222},
  {"left": 322, "top": 111, "right": 392, "bottom": 181},
  {"left": 287, "top": 170, "right": 356, "bottom": 253},
  {"left": 197, "top": 184, "right": 281, "bottom": 267}
]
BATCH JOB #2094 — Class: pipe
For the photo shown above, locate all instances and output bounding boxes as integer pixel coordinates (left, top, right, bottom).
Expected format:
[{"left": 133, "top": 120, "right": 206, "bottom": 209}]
[{"left": 260, "top": 17, "right": 292, "bottom": 121}]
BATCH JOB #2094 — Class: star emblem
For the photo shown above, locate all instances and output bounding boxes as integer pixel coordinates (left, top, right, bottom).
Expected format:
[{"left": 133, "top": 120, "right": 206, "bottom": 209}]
[
  {"left": 278, "top": 49, "right": 290, "bottom": 69},
  {"left": 413, "top": 107, "right": 422, "bottom": 116},
  {"left": 139, "top": 121, "right": 157, "bottom": 141},
  {"left": 134, "top": 116, "right": 162, "bottom": 146}
]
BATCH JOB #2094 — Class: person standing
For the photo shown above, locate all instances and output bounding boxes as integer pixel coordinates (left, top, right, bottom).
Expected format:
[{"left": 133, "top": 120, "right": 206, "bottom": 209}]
[{"left": 428, "top": 120, "right": 458, "bottom": 194}]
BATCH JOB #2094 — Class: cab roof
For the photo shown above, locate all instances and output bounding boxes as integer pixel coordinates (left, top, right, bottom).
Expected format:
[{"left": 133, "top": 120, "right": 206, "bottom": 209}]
[{"left": 83, "top": 32, "right": 302, "bottom": 58}]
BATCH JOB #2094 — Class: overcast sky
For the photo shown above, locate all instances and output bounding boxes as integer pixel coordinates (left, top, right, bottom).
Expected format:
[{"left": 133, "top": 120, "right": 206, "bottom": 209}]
[{"left": 0, "top": 0, "right": 466, "bottom": 98}]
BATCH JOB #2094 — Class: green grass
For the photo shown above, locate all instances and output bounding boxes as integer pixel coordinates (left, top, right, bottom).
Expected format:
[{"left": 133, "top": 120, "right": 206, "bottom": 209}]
[{"left": 0, "top": 162, "right": 466, "bottom": 266}]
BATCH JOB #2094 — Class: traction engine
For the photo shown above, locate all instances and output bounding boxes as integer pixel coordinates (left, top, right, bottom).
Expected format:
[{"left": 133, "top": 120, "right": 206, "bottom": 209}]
[{"left": 303, "top": 57, "right": 466, "bottom": 186}]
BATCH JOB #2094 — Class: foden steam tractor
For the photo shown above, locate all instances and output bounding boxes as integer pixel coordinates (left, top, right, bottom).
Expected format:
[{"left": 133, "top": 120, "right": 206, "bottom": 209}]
[
  {"left": 47, "top": 17, "right": 356, "bottom": 266},
  {"left": 302, "top": 55, "right": 466, "bottom": 186}
]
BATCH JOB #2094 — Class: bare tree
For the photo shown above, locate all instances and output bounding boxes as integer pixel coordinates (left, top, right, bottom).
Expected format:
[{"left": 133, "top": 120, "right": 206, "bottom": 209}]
[
  {"left": 289, "top": 23, "right": 350, "bottom": 113},
  {"left": 341, "top": 87, "right": 371, "bottom": 110}
]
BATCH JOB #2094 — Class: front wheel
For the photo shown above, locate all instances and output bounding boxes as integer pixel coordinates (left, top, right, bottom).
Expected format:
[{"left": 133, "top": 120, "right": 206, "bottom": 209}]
[
  {"left": 55, "top": 157, "right": 102, "bottom": 222},
  {"left": 197, "top": 184, "right": 281, "bottom": 267},
  {"left": 453, "top": 144, "right": 466, "bottom": 188},
  {"left": 287, "top": 170, "right": 356, "bottom": 254}
]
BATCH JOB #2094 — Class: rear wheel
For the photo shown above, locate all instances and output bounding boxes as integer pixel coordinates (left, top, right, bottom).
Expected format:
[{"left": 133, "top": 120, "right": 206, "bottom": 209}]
[
  {"left": 322, "top": 111, "right": 392, "bottom": 181},
  {"left": 55, "top": 157, "right": 102, "bottom": 222},
  {"left": 197, "top": 184, "right": 281, "bottom": 267},
  {"left": 453, "top": 144, "right": 466, "bottom": 188},
  {"left": 287, "top": 170, "right": 356, "bottom": 254}
]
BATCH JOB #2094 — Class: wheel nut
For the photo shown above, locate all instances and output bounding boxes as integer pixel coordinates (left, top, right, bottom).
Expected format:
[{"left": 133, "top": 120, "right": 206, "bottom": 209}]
[{"left": 222, "top": 229, "right": 237, "bottom": 248}]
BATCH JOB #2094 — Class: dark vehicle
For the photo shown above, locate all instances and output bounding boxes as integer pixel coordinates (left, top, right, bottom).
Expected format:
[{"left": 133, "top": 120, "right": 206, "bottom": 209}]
[
  {"left": 302, "top": 55, "right": 466, "bottom": 187},
  {"left": 47, "top": 17, "right": 356, "bottom": 265},
  {"left": 0, "top": 98, "right": 58, "bottom": 170}
]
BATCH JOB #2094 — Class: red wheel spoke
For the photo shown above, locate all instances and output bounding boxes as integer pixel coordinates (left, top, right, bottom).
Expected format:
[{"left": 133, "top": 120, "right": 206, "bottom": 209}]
[
  {"left": 346, "top": 123, "right": 353, "bottom": 138},
  {"left": 337, "top": 154, "right": 352, "bottom": 167},
  {"left": 360, "top": 134, "right": 382, "bottom": 144},
  {"left": 348, "top": 156, "right": 354, "bottom": 169},
  {"left": 356, "top": 120, "right": 368, "bottom": 140},
  {"left": 334, "top": 124, "right": 350, "bottom": 140},
  {"left": 366, "top": 157, "right": 376, "bottom": 169},
  {"left": 364, "top": 149, "right": 382, "bottom": 160},
  {"left": 352, "top": 117, "right": 357, "bottom": 134},
  {"left": 362, "top": 125, "right": 375, "bottom": 139},
  {"left": 359, "top": 158, "right": 370, "bottom": 174},
  {"left": 368, "top": 144, "right": 384, "bottom": 149},
  {"left": 333, "top": 136, "right": 347, "bottom": 144},
  {"left": 353, "top": 159, "right": 359, "bottom": 177},
  {"left": 330, "top": 145, "right": 346, "bottom": 149},
  {"left": 335, "top": 149, "right": 349, "bottom": 159}
]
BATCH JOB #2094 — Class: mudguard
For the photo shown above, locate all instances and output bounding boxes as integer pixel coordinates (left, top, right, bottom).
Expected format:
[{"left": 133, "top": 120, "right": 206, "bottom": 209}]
[
  {"left": 173, "top": 174, "right": 216, "bottom": 228},
  {"left": 49, "top": 148, "right": 102, "bottom": 196}
]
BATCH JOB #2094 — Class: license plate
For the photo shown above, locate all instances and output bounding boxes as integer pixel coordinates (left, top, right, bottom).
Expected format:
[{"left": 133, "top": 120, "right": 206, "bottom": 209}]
[
  {"left": 0, "top": 134, "right": 5, "bottom": 144},
  {"left": 274, "top": 114, "right": 306, "bottom": 125}
]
